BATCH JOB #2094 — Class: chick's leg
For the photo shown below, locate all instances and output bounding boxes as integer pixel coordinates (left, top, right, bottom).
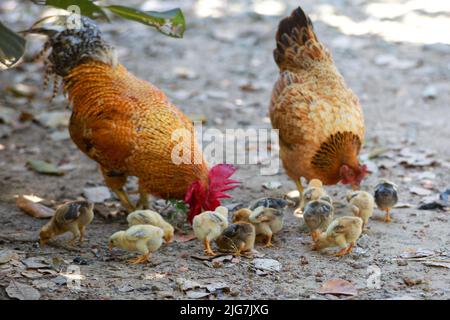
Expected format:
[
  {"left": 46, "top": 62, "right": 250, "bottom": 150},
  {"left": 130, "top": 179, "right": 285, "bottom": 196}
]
[
  {"left": 68, "top": 226, "right": 81, "bottom": 246},
  {"left": 128, "top": 252, "right": 150, "bottom": 264},
  {"left": 234, "top": 242, "right": 246, "bottom": 256},
  {"left": 79, "top": 226, "right": 86, "bottom": 243},
  {"left": 384, "top": 208, "right": 391, "bottom": 223},
  {"left": 203, "top": 239, "right": 216, "bottom": 256},
  {"left": 100, "top": 167, "right": 135, "bottom": 212},
  {"left": 333, "top": 236, "right": 348, "bottom": 257}
]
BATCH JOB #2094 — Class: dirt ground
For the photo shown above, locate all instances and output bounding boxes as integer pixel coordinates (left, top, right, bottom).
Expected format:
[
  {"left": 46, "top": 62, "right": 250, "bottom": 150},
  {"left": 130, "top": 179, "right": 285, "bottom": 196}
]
[{"left": 1, "top": 0, "right": 449, "bottom": 300}]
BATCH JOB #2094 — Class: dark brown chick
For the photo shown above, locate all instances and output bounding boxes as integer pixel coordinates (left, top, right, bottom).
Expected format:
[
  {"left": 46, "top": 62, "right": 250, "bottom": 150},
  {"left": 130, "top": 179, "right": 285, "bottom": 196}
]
[
  {"left": 215, "top": 222, "right": 256, "bottom": 256},
  {"left": 39, "top": 201, "right": 94, "bottom": 246},
  {"left": 374, "top": 179, "right": 398, "bottom": 222},
  {"left": 303, "top": 195, "right": 334, "bottom": 241}
]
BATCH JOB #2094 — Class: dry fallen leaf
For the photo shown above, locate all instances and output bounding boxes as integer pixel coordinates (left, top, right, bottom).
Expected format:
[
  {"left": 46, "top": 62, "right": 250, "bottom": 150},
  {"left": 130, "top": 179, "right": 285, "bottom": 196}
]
[
  {"left": 16, "top": 195, "right": 55, "bottom": 219},
  {"left": 6, "top": 281, "right": 41, "bottom": 300},
  {"left": 26, "top": 160, "right": 64, "bottom": 176},
  {"left": 0, "top": 250, "right": 19, "bottom": 264},
  {"left": 409, "top": 186, "right": 432, "bottom": 196},
  {"left": 317, "top": 279, "right": 357, "bottom": 296},
  {"left": 174, "top": 232, "right": 196, "bottom": 243}
]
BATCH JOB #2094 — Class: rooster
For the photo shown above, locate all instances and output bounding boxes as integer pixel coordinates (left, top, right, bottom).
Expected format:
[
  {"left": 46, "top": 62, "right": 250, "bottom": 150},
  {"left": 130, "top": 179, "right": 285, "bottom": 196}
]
[
  {"left": 26, "top": 17, "right": 238, "bottom": 222},
  {"left": 270, "top": 7, "right": 366, "bottom": 194}
]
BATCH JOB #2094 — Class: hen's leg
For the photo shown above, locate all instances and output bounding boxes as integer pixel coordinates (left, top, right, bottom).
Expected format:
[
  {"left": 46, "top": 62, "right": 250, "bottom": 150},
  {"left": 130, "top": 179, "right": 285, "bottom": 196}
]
[
  {"left": 100, "top": 167, "right": 135, "bottom": 212},
  {"left": 294, "top": 178, "right": 305, "bottom": 216}
]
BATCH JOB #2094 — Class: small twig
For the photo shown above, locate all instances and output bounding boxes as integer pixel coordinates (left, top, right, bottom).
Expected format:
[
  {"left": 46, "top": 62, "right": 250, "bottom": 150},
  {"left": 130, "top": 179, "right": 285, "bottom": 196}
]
[
  {"left": 0, "top": 234, "right": 38, "bottom": 243},
  {"left": 46, "top": 241, "right": 84, "bottom": 253}
]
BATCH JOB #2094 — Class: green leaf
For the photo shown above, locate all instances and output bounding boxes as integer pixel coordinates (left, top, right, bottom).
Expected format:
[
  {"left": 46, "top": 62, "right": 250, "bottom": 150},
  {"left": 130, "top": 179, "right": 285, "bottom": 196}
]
[
  {"left": 0, "top": 22, "right": 26, "bottom": 70},
  {"left": 105, "top": 6, "right": 185, "bottom": 38},
  {"left": 26, "top": 160, "right": 64, "bottom": 176},
  {"left": 45, "top": 0, "right": 108, "bottom": 20},
  {"left": 167, "top": 199, "right": 188, "bottom": 213}
]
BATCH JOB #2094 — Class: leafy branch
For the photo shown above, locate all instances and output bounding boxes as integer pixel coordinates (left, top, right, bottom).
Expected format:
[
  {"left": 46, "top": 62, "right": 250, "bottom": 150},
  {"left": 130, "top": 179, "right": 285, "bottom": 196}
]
[{"left": 0, "top": 0, "right": 186, "bottom": 70}]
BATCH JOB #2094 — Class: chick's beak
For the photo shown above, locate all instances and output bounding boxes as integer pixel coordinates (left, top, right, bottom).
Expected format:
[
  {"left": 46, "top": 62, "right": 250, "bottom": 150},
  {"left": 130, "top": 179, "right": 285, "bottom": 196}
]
[
  {"left": 108, "top": 243, "right": 114, "bottom": 251},
  {"left": 39, "top": 239, "right": 46, "bottom": 247},
  {"left": 164, "top": 235, "right": 174, "bottom": 244}
]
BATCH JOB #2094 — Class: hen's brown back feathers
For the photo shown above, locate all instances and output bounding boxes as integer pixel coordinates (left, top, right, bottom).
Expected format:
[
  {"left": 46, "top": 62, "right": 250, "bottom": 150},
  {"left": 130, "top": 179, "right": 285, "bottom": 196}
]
[
  {"left": 270, "top": 6, "right": 365, "bottom": 185},
  {"left": 274, "top": 7, "right": 330, "bottom": 72}
]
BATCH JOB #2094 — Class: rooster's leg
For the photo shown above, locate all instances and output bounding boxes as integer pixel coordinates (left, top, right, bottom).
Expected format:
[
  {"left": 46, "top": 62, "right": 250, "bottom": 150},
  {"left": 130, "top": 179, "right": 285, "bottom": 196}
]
[
  {"left": 101, "top": 168, "right": 135, "bottom": 212},
  {"left": 114, "top": 189, "right": 135, "bottom": 213},
  {"left": 136, "top": 192, "right": 149, "bottom": 210}
]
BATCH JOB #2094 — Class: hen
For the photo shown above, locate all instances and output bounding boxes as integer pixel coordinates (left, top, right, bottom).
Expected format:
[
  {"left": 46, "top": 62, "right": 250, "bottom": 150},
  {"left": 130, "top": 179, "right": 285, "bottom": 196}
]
[
  {"left": 27, "top": 17, "right": 238, "bottom": 222},
  {"left": 270, "top": 7, "right": 366, "bottom": 193}
]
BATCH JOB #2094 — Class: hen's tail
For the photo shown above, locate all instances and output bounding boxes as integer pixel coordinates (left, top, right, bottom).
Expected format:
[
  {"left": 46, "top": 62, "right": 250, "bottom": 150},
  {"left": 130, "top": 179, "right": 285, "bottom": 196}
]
[{"left": 273, "top": 6, "right": 329, "bottom": 72}]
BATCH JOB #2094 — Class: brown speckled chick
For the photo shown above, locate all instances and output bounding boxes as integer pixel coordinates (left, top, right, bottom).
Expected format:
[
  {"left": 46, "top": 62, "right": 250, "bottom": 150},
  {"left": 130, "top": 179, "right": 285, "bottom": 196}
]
[
  {"left": 215, "top": 222, "right": 256, "bottom": 256},
  {"left": 39, "top": 201, "right": 94, "bottom": 246}
]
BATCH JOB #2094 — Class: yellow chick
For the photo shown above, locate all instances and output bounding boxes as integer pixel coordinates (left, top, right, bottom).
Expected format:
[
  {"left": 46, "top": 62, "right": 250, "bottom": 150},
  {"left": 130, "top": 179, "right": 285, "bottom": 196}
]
[
  {"left": 313, "top": 216, "right": 363, "bottom": 256},
  {"left": 193, "top": 206, "right": 228, "bottom": 256},
  {"left": 127, "top": 210, "right": 174, "bottom": 243},
  {"left": 295, "top": 179, "right": 327, "bottom": 215},
  {"left": 303, "top": 195, "right": 334, "bottom": 241},
  {"left": 108, "top": 225, "right": 164, "bottom": 264},
  {"left": 233, "top": 207, "right": 283, "bottom": 247},
  {"left": 215, "top": 222, "right": 256, "bottom": 256},
  {"left": 346, "top": 190, "right": 374, "bottom": 228},
  {"left": 39, "top": 200, "right": 94, "bottom": 246}
]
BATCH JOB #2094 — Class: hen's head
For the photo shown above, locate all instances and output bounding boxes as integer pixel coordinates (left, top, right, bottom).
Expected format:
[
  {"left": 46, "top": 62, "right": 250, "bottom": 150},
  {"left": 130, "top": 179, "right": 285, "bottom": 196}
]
[
  {"left": 184, "top": 164, "right": 239, "bottom": 223},
  {"left": 340, "top": 164, "right": 367, "bottom": 189}
]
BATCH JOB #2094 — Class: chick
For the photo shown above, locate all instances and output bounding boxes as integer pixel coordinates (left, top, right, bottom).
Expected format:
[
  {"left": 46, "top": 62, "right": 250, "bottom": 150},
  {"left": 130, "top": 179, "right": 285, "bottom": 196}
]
[
  {"left": 127, "top": 210, "right": 174, "bottom": 243},
  {"left": 248, "top": 197, "right": 289, "bottom": 211},
  {"left": 251, "top": 206, "right": 284, "bottom": 247},
  {"left": 296, "top": 179, "right": 327, "bottom": 215},
  {"left": 108, "top": 225, "right": 163, "bottom": 264},
  {"left": 303, "top": 195, "right": 334, "bottom": 241},
  {"left": 346, "top": 190, "right": 374, "bottom": 228},
  {"left": 215, "top": 222, "right": 255, "bottom": 256},
  {"left": 39, "top": 201, "right": 94, "bottom": 246},
  {"left": 234, "top": 206, "right": 284, "bottom": 247},
  {"left": 374, "top": 180, "right": 398, "bottom": 222},
  {"left": 193, "top": 206, "right": 228, "bottom": 256},
  {"left": 313, "top": 216, "right": 363, "bottom": 256}
]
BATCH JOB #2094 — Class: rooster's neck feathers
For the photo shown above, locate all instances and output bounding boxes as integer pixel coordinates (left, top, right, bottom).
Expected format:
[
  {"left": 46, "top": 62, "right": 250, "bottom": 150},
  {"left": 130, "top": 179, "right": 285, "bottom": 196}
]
[{"left": 32, "top": 16, "right": 117, "bottom": 77}]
